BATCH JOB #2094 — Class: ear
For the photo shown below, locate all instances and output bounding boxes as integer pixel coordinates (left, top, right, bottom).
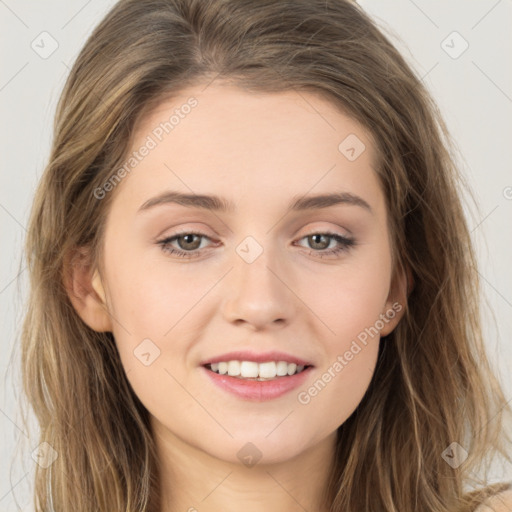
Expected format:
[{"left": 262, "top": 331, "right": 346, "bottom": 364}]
[
  {"left": 379, "top": 261, "right": 412, "bottom": 337},
  {"left": 62, "top": 247, "right": 113, "bottom": 332}
]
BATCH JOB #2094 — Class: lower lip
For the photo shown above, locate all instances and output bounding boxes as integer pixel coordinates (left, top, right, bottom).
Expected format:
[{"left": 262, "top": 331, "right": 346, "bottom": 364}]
[{"left": 201, "top": 366, "right": 313, "bottom": 401}]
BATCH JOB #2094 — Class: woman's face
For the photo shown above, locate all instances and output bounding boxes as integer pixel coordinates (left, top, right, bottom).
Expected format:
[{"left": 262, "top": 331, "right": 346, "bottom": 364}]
[{"left": 82, "top": 82, "right": 406, "bottom": 465}]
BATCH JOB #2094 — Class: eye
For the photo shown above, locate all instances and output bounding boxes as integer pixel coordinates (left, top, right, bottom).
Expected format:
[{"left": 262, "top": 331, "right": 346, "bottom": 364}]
[
  {"left": 156, "top": 230, "right": 356, "bottom": 260},
  {"left": 157, "top": 231, "right": 215, "bottom": 259},
  {"left": 295, "top": 232, "right": 355, "bottom": 258}
]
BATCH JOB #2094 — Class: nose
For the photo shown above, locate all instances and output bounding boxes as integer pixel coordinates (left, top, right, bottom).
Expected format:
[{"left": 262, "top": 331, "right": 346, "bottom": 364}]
[{"left": 221, "top": 245, "right": 295, "bottom": 331}]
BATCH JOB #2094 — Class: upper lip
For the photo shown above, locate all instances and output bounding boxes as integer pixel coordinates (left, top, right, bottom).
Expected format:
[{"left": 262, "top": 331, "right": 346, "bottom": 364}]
[{"left": 200, "top": 350, "right": 314, "bottom": 367}]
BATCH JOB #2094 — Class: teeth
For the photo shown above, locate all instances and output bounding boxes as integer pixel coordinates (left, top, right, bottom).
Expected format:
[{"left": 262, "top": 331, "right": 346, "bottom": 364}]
[
  {"left": 227, "top": 360, "right": 241, "bottom": 376},
  {"left": 240, "top": 361, "right": 259, "bottom": 378},
  {"left": 276, "top": 361, "right": 288, "bottom": 376},
  {"left": 207, "top": 360, "right": 308, "bottom": 379}
]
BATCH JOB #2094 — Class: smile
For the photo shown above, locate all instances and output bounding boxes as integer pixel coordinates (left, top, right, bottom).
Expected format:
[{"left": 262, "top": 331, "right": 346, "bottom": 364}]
[{"left": 206, "top": 360, "right": 310, "bottom": 380}]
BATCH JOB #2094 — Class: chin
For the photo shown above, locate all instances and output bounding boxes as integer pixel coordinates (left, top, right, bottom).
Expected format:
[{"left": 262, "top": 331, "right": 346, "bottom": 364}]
[{"left": 205, "top": 429, "right": 317, "bottom": 467}]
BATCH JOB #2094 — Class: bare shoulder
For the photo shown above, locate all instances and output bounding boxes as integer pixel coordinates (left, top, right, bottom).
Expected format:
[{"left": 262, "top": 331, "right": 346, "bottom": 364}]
[{"left": 475, "top": 489, "right": 512, "bottom": 512}]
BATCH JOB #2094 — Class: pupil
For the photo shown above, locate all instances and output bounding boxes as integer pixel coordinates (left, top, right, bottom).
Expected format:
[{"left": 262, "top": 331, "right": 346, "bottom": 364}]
[
  {"left": 310, "top": 234, "right": 328, "bottom": 249},
  {"left": 180, "top": 234, "right": 200, "bottom": 250}
]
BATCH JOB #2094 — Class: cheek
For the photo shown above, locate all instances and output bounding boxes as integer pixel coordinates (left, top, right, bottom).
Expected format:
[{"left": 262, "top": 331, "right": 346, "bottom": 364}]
[
  {"left": 294, "top": 250, "right": 389, "bottom": 419},
  {"left": 102, "top": 251, "right": 213, "bottom": 402},
  {"left": 305, "top": 249, "right": 392, "bottom": 346},
  {"left": 297, "top": 340, "right": 380, "bottom": 436},
  {"left": 294, "top": 264, "right": 386, "bottom": 426},
  {"left": 105, "top": 248, "right": 211, "bottom": 338}
]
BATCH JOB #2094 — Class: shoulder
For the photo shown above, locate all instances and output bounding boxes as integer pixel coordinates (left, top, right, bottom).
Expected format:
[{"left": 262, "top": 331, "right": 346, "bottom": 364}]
[{"left": 474, "top": 488, "right": 512, "bottom": 512}]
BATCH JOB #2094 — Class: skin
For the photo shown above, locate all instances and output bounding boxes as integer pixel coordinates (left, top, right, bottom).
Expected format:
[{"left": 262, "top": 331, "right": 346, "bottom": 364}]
[{"left": 67, "top": 81, "right": 407, "bottom": 512}]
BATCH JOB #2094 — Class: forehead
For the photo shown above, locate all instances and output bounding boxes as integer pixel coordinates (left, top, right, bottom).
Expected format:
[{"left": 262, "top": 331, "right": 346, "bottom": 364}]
[
  {"left": 111, "top": 81, "right": 383, "bottom": 216},
  {"left": 135, "top": 81, "right": 376, "bottom": 159}
]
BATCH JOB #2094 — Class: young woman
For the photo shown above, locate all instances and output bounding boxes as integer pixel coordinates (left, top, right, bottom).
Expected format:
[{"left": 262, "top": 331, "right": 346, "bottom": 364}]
[{"left": 20, "top": 0, "right": 511, "bottom": 510}]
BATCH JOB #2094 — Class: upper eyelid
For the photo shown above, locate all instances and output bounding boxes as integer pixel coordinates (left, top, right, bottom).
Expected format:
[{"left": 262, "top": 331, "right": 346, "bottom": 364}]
[
  {"left": 159, "top": 228, "right": 351, "bottom": 240},
  {"left": 160, "top": 220, "right": 352, "bottom": 237}
]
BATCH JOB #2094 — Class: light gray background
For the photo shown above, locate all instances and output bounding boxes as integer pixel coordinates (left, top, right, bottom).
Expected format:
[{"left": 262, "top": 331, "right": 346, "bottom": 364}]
[{"left": 1, "top": 1, "right": 511, "bottom": 509}]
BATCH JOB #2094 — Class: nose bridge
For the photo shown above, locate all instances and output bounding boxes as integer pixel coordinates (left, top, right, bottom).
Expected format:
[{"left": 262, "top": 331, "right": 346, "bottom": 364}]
[{"left": 221, "top": 234, "right": 294, "bottom": 328}]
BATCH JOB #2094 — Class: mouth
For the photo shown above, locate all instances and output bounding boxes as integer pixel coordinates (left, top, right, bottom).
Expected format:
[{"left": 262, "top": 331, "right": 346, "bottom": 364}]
[
  {"left": 204, "top": 360, "right": 313, "bottom": 381},
  {"left": 200, "top": 351, "right": 315, "bottom": 400}
]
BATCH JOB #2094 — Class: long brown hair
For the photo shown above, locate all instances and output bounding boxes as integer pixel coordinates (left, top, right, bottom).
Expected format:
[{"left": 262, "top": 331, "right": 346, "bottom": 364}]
[{"left": 19, "top": 0, "right": 511, "bottom": 510}]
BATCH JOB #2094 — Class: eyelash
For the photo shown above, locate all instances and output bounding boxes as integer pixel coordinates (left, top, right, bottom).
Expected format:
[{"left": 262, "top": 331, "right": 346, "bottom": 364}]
[{"left": 156, "top": 230, "right": 356, "bottom": 259}]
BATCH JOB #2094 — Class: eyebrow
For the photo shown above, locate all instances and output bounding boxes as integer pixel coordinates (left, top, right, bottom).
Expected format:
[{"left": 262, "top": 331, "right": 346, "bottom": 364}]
[{"left": 138, "top": 190, "right": 373, "bottom": 214}]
